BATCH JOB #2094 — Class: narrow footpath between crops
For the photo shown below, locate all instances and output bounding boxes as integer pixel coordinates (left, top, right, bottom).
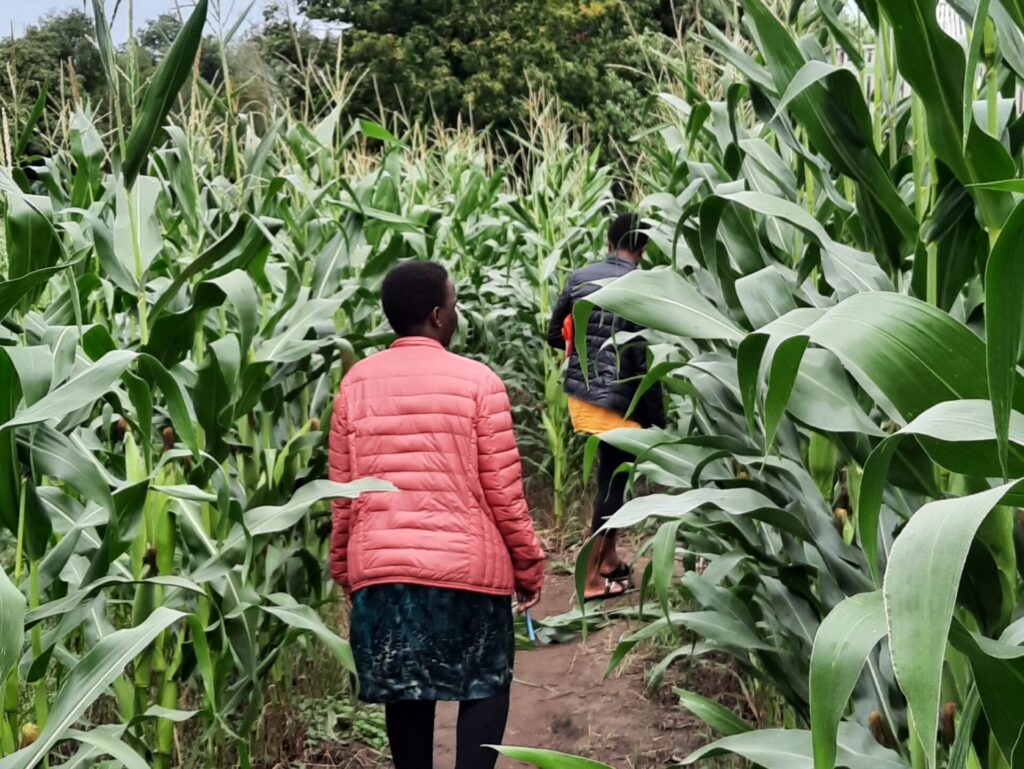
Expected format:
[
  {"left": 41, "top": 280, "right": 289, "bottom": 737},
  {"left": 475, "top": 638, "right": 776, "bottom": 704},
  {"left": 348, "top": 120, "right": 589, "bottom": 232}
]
[{"left": 428, "top": 571, "right": 703, "bottom": 769}]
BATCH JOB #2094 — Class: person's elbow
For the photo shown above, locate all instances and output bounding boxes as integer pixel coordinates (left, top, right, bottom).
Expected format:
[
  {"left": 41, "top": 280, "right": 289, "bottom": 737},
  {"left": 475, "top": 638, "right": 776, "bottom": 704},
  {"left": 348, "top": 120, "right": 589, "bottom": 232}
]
[{"left": 328, "top": 558, "right": 348, "bottom": 589}]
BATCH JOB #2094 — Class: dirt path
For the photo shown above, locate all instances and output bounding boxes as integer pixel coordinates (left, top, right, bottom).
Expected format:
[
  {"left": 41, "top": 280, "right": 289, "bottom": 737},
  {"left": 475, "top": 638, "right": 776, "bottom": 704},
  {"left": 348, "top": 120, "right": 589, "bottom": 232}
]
[{"left": 430, "top": 573, "right": 700, "bottom": 768}]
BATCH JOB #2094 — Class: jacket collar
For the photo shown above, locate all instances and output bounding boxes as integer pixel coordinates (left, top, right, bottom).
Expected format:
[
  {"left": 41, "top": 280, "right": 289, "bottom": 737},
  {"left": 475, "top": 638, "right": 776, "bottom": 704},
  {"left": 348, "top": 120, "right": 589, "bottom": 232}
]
[
  {"left": 390, "top": 336, "right": 445, "bottom": 350},
  {"left": 605, "top": 253, "right": 638, "bottom": 270}
]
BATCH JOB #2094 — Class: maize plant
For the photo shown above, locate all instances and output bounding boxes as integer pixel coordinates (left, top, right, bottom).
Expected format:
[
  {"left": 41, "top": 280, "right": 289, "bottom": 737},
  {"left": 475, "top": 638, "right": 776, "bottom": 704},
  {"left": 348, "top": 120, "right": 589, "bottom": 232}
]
[
  {"left": 15, "top": 0, "right": 1024, "bottom": 766},
  {"left": 503, "top": 1, "right": 1024, "bottom": 768},
  {"left": 0, "top": 0, "right": 650, "bottom": 762},
  {"left": 0, "top": 1, "right": 411, "bottom": 764}
]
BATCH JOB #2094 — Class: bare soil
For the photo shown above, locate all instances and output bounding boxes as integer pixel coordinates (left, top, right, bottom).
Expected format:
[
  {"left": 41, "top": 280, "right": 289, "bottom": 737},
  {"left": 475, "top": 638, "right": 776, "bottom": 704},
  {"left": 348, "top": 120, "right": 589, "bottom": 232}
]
[
  {"left": 431, "top": 572, "right": 703, "bottom": 769},
  {"left": 259, "top": 568, "right": 734, "bottom": 769}
]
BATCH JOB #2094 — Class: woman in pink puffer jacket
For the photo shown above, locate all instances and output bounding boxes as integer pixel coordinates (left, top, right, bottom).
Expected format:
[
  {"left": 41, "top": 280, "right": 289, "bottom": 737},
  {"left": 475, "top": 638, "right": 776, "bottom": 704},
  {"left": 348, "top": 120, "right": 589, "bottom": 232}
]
[{"left": 328, "top": 261, "right": 545, "bottom": 769}]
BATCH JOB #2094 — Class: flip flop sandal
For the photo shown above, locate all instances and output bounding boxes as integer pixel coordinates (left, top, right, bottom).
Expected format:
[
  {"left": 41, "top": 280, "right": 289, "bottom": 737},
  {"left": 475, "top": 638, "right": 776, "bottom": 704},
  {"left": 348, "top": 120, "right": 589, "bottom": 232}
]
[
  {"left": 584, "top": 577, "right": 630, "bottom": 602},
  {"left": 599, "top": 562, "right": 634, "bottom": 589}
]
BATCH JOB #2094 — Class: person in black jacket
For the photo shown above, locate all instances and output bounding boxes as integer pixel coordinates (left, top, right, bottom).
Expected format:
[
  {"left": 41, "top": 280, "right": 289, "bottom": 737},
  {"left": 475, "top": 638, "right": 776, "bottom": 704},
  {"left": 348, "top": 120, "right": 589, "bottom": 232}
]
[{"left": 547, "top": 213, "right": 665, "bottom": 600}]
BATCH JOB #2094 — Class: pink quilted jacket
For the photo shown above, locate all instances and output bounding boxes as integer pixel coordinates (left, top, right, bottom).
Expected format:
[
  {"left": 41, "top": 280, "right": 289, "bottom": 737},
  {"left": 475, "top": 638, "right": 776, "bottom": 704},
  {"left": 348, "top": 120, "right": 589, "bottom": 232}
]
[{"left": 327, "top": 337, "right": 545, "bottom": 597}]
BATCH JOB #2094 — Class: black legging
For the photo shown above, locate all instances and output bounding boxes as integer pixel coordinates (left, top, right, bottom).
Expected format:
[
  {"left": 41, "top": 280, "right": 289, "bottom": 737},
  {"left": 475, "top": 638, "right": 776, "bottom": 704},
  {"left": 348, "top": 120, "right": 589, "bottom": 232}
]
[
  {"left": 593, "top": 443, "right": 632, "bottom": 533},
  {"left": 384, "top": 688, "right": 511, "bottom": 769}
]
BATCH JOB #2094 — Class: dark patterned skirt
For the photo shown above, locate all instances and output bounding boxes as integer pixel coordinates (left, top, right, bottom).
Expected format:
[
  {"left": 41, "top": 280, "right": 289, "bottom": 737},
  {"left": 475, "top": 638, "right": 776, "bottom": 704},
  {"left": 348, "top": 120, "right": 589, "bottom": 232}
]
[{"left": 349, "top": 583, "right": 515, "bottom": 703}]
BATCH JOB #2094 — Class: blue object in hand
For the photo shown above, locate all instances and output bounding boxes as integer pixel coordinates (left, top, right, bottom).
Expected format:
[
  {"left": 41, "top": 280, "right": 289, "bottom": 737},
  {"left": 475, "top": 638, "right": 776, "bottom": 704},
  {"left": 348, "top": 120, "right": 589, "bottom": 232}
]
[{"left": 525, "top": 609, "right": 536, "bottom": 642}]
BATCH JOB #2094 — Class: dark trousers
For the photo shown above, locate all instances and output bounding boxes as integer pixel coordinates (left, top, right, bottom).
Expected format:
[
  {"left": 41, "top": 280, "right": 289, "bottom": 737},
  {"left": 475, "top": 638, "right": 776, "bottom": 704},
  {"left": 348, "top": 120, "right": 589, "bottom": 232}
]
[
  {"left": 593, "top": 443, "right": 632, "bottom": 533},
  {"left": 384, "top": 688, "right": 511, "bottom": 769}
]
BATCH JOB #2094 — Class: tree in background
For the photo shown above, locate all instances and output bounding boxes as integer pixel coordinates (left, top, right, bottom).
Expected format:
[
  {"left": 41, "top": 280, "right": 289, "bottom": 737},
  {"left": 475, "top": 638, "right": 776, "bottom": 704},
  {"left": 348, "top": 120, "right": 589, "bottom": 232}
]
[
  {"left": 255, "top": 5, "right": 347, "bottom": 118},
  {"left": 0, "top": 1, "right": 730, "bottom": 167},
  {"left": 137, "top": 12, "right": 224, "bottom": 85},
  {"left": 0, "top": 9, "right": 226, "bottom": 149},
  {"left": 288, "top": 0, "right": 673, "bottom": 153},
  {"left": 0, "top": 11, "right": 106, "bottom": 125}
]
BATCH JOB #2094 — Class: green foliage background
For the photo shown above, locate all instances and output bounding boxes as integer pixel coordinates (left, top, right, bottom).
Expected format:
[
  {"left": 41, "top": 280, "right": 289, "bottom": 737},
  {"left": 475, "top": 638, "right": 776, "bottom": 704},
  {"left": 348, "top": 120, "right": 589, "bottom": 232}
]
[{"left": 0, "top": 1, "right": 731, "bottom": 163}]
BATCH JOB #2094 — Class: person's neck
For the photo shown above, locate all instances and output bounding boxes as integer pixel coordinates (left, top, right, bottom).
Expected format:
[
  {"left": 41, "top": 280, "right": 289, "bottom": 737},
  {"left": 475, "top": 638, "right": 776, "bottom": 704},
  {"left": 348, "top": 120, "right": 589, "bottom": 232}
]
[
  {"left": 610, "top": 248, "right": 641, "bottom": 266},
  {"left": 399, "top": 330, "right": 445, "bottom": 345}
]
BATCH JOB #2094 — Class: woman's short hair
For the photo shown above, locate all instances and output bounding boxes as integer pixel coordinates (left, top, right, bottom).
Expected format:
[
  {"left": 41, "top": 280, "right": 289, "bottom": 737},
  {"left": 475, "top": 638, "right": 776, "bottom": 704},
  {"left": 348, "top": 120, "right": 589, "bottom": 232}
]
[
  {"left": 608, "top": 213, "right": 649, "bottom": 253},
  {"left": 381, "top": 261, "right": 450, "bottom": 335}
]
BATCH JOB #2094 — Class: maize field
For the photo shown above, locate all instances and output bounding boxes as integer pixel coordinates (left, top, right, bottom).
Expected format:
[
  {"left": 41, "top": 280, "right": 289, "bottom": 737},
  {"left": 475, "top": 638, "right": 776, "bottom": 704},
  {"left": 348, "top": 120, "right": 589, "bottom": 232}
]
[{"left": 5, "top": 0, "right": 1024, "bottom": 767}]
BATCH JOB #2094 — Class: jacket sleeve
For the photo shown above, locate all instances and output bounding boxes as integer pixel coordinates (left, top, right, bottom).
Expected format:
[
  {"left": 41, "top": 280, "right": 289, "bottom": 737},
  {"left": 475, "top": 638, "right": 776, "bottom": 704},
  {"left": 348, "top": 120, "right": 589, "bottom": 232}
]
[
  {"left": 546, "top": 284, "right": 573, "bottom": 351},
  {"left": 624, "top": 329, "right": 666, "bottom": 428},
  {"left": 639, "top": 380, "right": 667, "bottom": 429},
  {"left": 327, "top": 386, "right": 353, "bottom": 593},
  {"left": 476, "top": 373, "right": 546, "bottom": 593}
]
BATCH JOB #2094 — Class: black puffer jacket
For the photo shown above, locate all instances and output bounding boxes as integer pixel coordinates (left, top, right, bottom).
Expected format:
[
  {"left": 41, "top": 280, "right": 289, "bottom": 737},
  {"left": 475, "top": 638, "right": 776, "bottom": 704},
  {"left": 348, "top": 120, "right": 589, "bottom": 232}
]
[{"left": 547, "top": 255, "right": 665, "bottom": 428}]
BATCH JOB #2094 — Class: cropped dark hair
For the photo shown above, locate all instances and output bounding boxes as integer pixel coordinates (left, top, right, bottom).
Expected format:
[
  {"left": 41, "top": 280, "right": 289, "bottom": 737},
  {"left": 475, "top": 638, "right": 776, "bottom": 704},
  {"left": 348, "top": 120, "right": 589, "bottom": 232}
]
[
  {"left": 381, "top": 262, "right": 449, "bottom": 335},
  {"left": 608, "top": 213, "right": 649, "bottom": 253}
]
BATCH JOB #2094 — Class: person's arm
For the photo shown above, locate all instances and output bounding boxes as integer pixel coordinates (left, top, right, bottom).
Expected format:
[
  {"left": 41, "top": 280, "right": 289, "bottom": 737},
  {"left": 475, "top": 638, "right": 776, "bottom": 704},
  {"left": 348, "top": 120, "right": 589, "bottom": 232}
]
[
  {"left": 327, "top": 386, "right": 353, "bottom": 593},
  {"left": 639, "top": 379, "right": 667, "bottom": 429},
  {"left": 546, "top": 284, "right": 573, "bottom": 351},
  {"left": 624, "top": 328, "right": 666, "bottom": 429},
  {"left": 476, "top": 373, "right": 545, "bottom": 594}
]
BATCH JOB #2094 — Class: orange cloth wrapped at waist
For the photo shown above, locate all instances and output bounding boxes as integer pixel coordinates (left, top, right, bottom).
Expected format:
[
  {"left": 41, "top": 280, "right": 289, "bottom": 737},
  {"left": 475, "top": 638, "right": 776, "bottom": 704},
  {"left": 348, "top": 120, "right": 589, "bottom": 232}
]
[{"left": 567, "top": 396, "right": 641, "bottom": 435}]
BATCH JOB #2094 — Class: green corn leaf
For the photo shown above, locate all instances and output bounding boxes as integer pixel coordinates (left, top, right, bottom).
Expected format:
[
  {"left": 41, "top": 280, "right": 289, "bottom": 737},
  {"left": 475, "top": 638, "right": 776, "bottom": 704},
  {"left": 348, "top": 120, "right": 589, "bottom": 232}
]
[
  {"left": 675, "top": 688, "right": 751, "bottom": 736},
  {"left": 964, "top": 0, "right": 992, "bottom": 151},
  {"left": 13, "top": 79, "right": 49, "bottom": 160},
  {"left": 26, "top": 575, "right": 204, "bottom": 627},
  {"left": 27, "top": 426, "right": 115, "bottom": 521},
  {"left": 680, "top": 723, "right": 907, "bottom": 768},
  {"left": 90, "top": 0, "right": 118, "bottom": 93},
  {"left": 737, "top": 0, "right": 917, "bottom": 243},
  {"left": 0, "top": 350, "right": 138, "bottom": 431},
  {"left": 735, "top": 266, "right": 797, "bottom": 329},
  {"left": 492, "top": 747, "right": 613, "bottom": 769},
  {"left": 112, "top": 175, "right": 163, "bottom": 282},
  {"left": 714, "top": 191, "right": 892, "bottom": 297},
  {"left": 241, "top": 478, "right": 394, "bottom": 538},
  {"left": 64, "top": 726, "right": 150, "bottom": 769},
  {"left": 0, "top": 608, "right": 186, "bottom": 769},
  {"left": 138, "top": 706, "right": 201, "bottom": 723},
  {"left": 885, "top": 481, "right": 1024, "bottom": 769},
  {"left": 0, "top": 565, "right": 25, "bottom": 684},
  {"left": 202, "top": 271, "right": 261, "bottom": 359},
  {"left": 876, "top": 0, "right": 1014, "bottom": 228},
  {"left": 601, "top": 489, "right": 813, "bottom": 542},
  {"left": 771, "top": 60, "right": 857, "bottom": 122},
  {"left": 809, "top": 591, "right": 887, "bottom": 769},
  {"left": 608, "top": 610, "right": 769, "bottom": 674},
  {"left": 757, "top": 293, "right": 1017, "bottom": 433},
  {"left": 0, "top": 263, "right": 76, "bottom": 322},
  {"left": 652, "top": 519, "right": 682, "bottom": 621},
  {"left": 763, "top": 335, "right": 810, "bottom": 452},
  {"left": 253, "top": 298, "right": 343, "bottom": 364},
  {"left": 571, "top": 268, "right": 743, "bottom": 382},
  {"left": 970, "top": 178, "right": 1024, "bottom": 193},
  {"left": 121, "top": 0, "right": 209, "bottom": 187},
  {"left": 985, "top": 200, "right": 1024, "bottom": 478},
  {"left": 817, "top": 0, "right": 864, "bottom": 66},
  {"left": 261, "top": 594, "right": 356, "bottom": 673},
  {"left": 790, "top": 350, "right": 884, "bottom": 438},
  {"left": 138, "top": 354, "right": 199, "bottom": 457},
  {"left": 946, "top": 684, "right": 981, "bottom": 769},
  {"left": 3, "top": 346, "right": 54, "bottom": 407},
  {"left": 149, "top": 214, "right": 254, "bottom": 319},
  {"left": 949, "top": 620, "right": 1024, "bottom": 769},
  {"left": 859, "top": 400, "right": 1024, "bottom": 583},
  {"left": 5, "top": 194, "right": 64, "bottom": 311},
  {"left": 358, "top": 119, "right": 400, "bottom": 145}
]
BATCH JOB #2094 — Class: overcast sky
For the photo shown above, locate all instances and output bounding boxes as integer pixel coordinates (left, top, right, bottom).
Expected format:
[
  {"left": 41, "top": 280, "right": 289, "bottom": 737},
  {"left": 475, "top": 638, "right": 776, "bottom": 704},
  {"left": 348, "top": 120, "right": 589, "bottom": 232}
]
[{"left": 2, "top": 0, "right": 280, "bottom": 42}]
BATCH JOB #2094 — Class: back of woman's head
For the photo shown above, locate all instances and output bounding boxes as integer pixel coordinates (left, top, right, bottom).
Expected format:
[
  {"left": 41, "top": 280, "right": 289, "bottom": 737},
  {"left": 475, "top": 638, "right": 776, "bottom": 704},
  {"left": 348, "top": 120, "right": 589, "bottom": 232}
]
[{"left": 381, "top": 261, "right": 450, "bottom": 336}]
